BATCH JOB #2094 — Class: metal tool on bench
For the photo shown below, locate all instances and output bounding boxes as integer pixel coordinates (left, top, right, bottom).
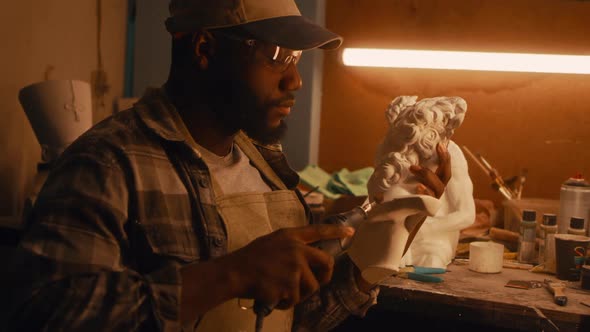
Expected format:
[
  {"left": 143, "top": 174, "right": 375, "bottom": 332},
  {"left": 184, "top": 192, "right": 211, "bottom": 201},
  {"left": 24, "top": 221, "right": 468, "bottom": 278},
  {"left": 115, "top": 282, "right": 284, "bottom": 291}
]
[{"left": 505, "top": 280, "right": 543, "bottom": 290}]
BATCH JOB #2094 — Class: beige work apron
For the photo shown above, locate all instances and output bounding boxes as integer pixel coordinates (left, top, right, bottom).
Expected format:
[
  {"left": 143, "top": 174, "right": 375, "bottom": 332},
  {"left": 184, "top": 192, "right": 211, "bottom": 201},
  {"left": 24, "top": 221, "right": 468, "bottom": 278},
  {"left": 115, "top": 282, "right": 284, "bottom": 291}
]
[{"left": 195, "top": 132, "right": 306, "bottom": 332}]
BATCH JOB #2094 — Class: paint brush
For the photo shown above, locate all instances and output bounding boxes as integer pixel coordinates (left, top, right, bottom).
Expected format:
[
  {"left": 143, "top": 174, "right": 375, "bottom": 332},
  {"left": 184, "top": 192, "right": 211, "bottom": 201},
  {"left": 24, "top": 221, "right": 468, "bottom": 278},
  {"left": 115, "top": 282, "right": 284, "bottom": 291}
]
[
  {"left": 544, "top": 279, "right": 568, "bottom": 306},
  {"left": 477, "top": 154, "right": 514, "bottom": 199},
  {"left": 461, "top": 146, "right": 514, "bottom": 200},
  {"left": 462, "top": 145, "right": 489, "bottom": 175}
]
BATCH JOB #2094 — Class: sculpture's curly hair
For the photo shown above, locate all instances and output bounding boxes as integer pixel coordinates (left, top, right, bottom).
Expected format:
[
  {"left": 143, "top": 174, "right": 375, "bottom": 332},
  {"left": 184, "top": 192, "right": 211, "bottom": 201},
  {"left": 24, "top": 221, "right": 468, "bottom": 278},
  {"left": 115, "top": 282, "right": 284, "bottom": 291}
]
[{"left": 369, "top": 95, "right": 467, "bottom": 195}]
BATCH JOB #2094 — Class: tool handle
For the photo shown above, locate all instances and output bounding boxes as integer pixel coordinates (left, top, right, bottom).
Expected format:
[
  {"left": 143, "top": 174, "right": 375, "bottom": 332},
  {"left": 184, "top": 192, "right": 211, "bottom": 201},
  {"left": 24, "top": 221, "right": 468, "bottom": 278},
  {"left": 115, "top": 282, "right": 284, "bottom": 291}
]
[
  {"left": 554, "top": 295, "right": 568, "bottom": 306},
  {"left": 253, "top": 299, "right": 277, "bottom": 331},
  {"left": 546, "top": 282, "right": 568, "bottom": 306},
  {"left": 406, "top": 272, "right": 444, "bottom": 283},
  {"left": 551, "top": 287, "right": 568, "bottom": 306},
  {"left": 412, "top": 266, "right": 446, "bottom": 274}
]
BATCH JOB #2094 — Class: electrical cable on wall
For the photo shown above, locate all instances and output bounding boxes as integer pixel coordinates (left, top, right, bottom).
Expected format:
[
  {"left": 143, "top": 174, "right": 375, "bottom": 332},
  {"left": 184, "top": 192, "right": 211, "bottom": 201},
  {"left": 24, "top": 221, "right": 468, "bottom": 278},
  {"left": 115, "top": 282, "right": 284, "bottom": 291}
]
[
  {"left": 97, "top": 0, "right": 102, "bottom": 72},
  {"left": 91, "top": 0, "right": 110, "bottom": 116},
  {"left": 123, "top": 0, "right": 136, "bottom": 98}
]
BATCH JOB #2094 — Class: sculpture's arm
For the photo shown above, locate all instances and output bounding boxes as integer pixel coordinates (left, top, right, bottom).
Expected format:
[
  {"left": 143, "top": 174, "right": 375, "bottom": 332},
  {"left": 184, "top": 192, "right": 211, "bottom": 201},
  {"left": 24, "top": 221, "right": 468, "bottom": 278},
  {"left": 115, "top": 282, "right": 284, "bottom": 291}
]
[
  {"left": 421, "top": 141, "right": 476, "bottom": 232},
  {"left": 367, "top": 162, "right": 397, "bottom": 202}
]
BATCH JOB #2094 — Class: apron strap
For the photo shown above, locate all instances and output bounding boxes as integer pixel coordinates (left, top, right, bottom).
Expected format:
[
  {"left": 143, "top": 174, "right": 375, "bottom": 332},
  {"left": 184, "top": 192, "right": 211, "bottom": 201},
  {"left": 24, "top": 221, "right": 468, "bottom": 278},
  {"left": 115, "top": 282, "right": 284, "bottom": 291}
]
[
  {"left": 210, "top": 171, "right": 225, "bottom": 198},
  {"left": 234, "top": 131, "right": 288, "bottom": 191}
]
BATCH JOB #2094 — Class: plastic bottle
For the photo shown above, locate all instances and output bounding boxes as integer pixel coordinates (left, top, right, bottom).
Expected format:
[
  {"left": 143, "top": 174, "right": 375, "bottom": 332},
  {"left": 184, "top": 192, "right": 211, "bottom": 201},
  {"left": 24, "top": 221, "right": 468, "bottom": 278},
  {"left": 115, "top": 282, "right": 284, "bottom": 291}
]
[
  {"left": 565, "top": 217, "right": 587, "bottom": 280},
  {"left": 539, "top": 213, "right": 557, "bottom": 267},
  {"left": 517, "top": 209, "right": 537, "bottom": 264},
  {"left": 581, "top": 265, "right": 590, "bottom": 290},
  {"left": 558, "top": 174, "right": 590, "bottom": 235},
  {"left": 567, "top": 217, "right": 586, "bottom": 236}
]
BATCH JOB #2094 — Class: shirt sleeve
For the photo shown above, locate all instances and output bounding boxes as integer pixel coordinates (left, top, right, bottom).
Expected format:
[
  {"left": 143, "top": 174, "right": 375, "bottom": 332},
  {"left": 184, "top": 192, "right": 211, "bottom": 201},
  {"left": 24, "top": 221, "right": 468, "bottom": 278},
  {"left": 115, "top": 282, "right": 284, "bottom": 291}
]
[
  {"left": 292, "top": 254, "right": 380, "bottom": 332},
  {"left": 4, "top": 140, "right": 183, "bottom": 331}
]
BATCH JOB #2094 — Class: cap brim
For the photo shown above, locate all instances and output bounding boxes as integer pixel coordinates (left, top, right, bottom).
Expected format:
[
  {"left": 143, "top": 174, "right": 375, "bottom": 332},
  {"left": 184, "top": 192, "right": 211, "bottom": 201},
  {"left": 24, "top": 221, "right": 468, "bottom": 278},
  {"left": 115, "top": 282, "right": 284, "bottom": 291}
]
[{"left": 238, "top": 15, "right": 342, "bottom": 51}]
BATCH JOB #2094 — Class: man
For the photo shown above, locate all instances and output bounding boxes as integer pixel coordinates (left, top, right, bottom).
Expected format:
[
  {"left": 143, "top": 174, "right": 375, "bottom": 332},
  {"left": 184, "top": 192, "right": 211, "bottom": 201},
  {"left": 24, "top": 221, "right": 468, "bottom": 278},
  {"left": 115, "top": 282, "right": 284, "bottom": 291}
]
[{"left": 5, "top": 0, "right": 451, "bottom": 331}]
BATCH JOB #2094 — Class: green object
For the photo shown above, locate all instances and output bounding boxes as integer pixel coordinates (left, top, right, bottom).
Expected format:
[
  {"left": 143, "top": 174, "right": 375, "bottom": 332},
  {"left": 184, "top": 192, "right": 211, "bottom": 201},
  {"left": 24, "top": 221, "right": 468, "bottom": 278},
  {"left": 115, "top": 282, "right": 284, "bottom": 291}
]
[
  {"left": 330, "top": 167, "right": 374, "bottom": 196},
  {"left": 298, "top": 165, "right": 342, "bottom": 199},
  {"left": 298, "top": 165, "right": 375, "bottom": 199}
]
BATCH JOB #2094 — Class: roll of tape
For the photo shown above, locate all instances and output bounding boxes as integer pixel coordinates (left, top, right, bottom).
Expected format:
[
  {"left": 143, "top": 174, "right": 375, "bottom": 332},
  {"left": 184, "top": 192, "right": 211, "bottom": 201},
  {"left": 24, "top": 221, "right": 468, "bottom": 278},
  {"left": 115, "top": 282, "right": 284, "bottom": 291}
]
[{"left": 469, "top": 241, "right": 504, "bottom": 273}]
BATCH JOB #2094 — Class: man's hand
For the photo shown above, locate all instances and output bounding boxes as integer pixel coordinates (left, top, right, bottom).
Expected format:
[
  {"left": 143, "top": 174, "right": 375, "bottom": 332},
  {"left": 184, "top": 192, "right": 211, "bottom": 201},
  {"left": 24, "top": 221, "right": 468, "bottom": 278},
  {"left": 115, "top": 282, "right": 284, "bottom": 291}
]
[
  {"left": 409, "top": 142, "right": 452, "bottom": 198},
  {"left": 179, "top": 224, "right": 354, "bottom": 322},
  {"left": 226, "top": 224, "right": 354, "bottom": 309}
]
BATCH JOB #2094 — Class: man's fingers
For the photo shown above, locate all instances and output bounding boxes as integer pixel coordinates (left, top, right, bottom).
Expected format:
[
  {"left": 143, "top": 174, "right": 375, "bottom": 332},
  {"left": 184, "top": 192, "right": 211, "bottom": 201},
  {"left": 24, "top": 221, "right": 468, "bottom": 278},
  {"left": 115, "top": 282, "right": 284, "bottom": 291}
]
[
  {"left": 274, "top": 244, "right": 333, "bottom": 309},
  {"left": 304, "top": 245, "right": 335, "bottom": 285},
  {"left": 409, "top": 143, "right": 452, "bottom": 198},
  {"left": 278, "top": 272, "right": 300, "bottom": 309},
  {"left": 371, "top": 192, "right": 384, "bottom": 204},
  {"left": 299, "top": 264, "right": 322, "bottom": 301},
  {"left": 435, "top": 143, "right": 452, "bottom": 185},
  {"left": 416, "top": 183, "right": 435, "bottom": 197},
  {"left": 283, "top": 224, "right": 355, "bottom": 245},
  {"left": 410, "top": 165, "right": 445, "bottom": 198}
]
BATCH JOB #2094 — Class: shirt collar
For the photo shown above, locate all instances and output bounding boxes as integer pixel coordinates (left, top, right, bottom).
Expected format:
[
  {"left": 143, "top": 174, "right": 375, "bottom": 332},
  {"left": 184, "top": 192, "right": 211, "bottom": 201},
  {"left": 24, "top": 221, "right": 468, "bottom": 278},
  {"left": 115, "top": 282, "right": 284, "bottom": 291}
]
[
  {"left": 134, "top": 87, "right": 301, "bottom": 189},
  {"left": 134, "top": 87, "right": 186, "bottom": 142}
]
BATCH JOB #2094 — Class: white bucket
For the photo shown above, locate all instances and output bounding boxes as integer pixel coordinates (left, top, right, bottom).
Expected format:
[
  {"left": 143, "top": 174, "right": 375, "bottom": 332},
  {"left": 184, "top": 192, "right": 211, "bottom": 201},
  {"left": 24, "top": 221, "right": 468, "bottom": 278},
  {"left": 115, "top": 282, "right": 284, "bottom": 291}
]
[{"left": 469, "top": 241, "right": 504, "bottom": 273}]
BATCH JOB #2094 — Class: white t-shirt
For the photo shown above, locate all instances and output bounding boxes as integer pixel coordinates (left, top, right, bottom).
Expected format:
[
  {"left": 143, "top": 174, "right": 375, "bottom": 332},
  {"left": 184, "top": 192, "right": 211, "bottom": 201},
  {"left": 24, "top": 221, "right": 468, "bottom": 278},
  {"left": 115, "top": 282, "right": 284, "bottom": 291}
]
[{"left": 193, "top": 142, "right": 272, "bottom": 195}]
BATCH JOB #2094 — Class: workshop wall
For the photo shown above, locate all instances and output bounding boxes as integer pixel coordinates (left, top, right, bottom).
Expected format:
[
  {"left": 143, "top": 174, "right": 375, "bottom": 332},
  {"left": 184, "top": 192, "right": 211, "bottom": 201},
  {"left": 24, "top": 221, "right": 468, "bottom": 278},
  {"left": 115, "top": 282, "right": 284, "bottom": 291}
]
[
  {"left": 0, "top": 0, "right": 127, "bottom": 227},
  {"left": 320, "top": 0, "right": 590, "bottom": 204}
]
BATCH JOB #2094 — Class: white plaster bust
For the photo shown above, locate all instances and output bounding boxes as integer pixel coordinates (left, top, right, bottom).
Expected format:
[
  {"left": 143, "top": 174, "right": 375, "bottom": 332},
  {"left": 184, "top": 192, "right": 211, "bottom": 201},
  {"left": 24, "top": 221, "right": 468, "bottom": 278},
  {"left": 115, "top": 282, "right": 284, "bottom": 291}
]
[{"left": 348, "top": 95, "right": 475, "bottom": 283}]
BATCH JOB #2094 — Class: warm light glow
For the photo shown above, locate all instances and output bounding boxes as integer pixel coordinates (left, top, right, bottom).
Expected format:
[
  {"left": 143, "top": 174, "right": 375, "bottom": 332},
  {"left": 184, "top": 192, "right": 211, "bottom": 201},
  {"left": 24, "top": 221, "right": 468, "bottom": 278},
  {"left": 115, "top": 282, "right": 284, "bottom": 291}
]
[{"left": 341, "top": 48, "right": 590, "bottom": 74}]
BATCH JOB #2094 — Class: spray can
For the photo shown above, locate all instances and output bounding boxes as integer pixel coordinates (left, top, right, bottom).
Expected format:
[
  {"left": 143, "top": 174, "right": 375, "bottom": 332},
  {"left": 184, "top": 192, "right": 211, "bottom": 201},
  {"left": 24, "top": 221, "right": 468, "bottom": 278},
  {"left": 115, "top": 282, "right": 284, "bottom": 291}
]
[
  {"left": 518, "top": 209, "right": 538, "bottom": 264},
  {"left": 558, "top": 174, "right": 590, "bottom": 235}
]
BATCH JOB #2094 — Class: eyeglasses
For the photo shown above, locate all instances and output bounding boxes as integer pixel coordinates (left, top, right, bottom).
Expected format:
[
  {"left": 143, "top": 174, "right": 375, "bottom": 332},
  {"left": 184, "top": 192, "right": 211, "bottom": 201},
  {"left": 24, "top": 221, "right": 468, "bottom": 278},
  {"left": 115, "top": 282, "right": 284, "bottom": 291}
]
[
  {"left": 244, "top": 39, "right": 302, "bottom": 72},
  {"left": 210, "top": 30, "right": 303, "bottom": 73}
]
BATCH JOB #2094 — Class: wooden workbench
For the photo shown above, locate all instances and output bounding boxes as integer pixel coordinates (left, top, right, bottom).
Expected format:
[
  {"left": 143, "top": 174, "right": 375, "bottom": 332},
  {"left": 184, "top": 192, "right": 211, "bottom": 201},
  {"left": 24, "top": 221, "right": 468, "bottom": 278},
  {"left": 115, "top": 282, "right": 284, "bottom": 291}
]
[{"left": 344, "top": 260, "right": 590, "bottom": 332}]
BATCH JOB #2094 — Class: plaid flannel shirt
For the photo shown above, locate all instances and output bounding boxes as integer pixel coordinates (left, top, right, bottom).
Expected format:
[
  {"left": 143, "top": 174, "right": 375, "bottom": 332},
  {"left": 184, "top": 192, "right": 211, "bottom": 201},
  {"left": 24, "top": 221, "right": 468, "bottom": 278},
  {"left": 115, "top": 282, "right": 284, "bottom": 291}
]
[{"left": 4, "top": 88, "right": 378, "bottom": 331}]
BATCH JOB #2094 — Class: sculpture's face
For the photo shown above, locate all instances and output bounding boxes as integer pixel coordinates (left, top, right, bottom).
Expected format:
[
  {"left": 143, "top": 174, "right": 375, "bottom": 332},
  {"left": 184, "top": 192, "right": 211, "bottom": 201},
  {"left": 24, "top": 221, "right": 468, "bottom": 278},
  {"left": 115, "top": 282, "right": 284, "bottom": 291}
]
[{"left": 368, "top": 95, "right": 466, "bottom": 201}]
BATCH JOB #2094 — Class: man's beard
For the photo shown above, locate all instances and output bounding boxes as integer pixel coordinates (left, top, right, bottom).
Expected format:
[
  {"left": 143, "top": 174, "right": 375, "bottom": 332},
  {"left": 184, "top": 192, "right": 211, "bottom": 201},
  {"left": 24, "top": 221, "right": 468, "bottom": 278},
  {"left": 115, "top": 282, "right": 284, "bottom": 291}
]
[
  {"left": 241, "top": 114, "right": 288, "bottom": 145},
  {"left": 206, "top": 74, "right": 289, "bottom": 145}
]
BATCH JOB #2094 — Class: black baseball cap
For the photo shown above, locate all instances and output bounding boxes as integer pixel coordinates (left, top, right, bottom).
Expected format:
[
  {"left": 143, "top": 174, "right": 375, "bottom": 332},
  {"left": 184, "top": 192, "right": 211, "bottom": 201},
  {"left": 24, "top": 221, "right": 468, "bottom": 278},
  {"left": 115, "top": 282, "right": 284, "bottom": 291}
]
[{"left": 165, "top": 0, "right": 343, "bottom": 50}]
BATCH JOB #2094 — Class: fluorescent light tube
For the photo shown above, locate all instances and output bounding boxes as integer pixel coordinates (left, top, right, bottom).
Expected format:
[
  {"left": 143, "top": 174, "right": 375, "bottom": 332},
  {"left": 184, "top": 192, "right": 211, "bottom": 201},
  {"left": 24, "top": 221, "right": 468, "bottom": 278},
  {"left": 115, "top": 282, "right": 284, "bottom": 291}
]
[{"left": 341, "top": 48, "right": 590, "bottom": 74}]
